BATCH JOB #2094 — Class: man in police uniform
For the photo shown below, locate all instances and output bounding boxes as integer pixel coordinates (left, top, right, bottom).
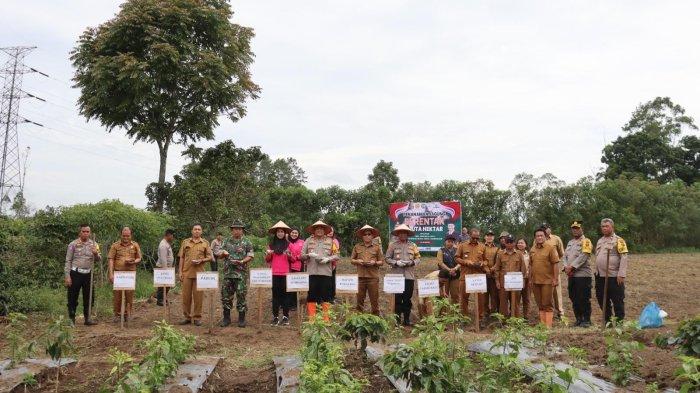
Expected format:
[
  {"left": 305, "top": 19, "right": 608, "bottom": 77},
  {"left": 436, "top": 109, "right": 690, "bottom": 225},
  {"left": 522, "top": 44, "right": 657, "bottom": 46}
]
[
  {"left": 595, "top": 218, "right": 629, "bottom": 324},
  {"left": 385, "top": 223, "right": 421, "bottom": 326},
  {"left": 541, "top": 223, "right": 565, "bottom": 319},
  {"left": 215, "top": 220, "right": 254, "bottom": 327},
  {"left": 562, "top": 220, "right": 593, "bottom": 327},
  {"left": 64, "top": 224, "right": 101, "bottom": 326}
]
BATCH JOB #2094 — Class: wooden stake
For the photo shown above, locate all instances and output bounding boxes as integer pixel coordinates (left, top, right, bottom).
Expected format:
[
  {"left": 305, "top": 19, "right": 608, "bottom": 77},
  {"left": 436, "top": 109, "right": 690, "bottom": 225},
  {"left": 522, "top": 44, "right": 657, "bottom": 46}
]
[
  {"left": 602, "top": 249, "right": 611, "bottom": 327},
  {"left": 511, "top": 290, "right": 517, "bottom": 318},
  {"left": 209, "top": 291, "right": 214, "bottom": 334},
  {"left": 297, "top": 293, "right": 302, "bottom": 328},
  {"left": 87, "top": 270, "right": 94, "bottom": 322},
  {"left": 162, "top": 287, "right": 168, "bottom": 322},
  {"left": 257, "top": 288, "right": 262, "bottom": 326},
  {"left": 120, "top": 290, "right": 125, "bottom": 329},
  {"left": 474, "top": 293, "right": 480, "bottom": 332}
]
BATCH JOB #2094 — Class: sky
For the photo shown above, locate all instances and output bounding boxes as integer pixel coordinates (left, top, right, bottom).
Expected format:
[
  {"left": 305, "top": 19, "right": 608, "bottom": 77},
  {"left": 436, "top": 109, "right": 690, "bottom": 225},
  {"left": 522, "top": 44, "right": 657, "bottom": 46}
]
[{"left": 2, "top": 1, "right": 699, "bottom": 210}]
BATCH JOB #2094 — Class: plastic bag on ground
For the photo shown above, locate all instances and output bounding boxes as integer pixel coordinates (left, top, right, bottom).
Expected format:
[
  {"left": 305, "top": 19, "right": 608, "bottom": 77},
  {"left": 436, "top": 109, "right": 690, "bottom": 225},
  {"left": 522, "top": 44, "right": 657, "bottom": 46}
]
[{"left": 639, "top": 302, "right": 663, "bottom": 328}]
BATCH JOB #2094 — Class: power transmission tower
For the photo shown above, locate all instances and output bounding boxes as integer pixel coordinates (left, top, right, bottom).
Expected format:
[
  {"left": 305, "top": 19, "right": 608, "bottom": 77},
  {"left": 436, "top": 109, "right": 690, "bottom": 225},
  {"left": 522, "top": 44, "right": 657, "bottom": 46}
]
[{"left": 0, "top": 46, "right": 35, "bottom": 215}]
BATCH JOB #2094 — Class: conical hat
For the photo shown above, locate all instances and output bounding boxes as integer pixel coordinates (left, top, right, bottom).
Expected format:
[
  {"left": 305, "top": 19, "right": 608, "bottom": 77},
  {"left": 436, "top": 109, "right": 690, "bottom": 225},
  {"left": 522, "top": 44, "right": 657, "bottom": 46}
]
[
  {"left": 355, "top": 224, "right": 380, "bottom": 238},
  {"left": 391, "top": 224, "right": 415, "bottom": 236},
  {"left": 305, "top": 220, "right": 332, "bottom": 234},
  {"left": 268, "top": 220, "right": 291, "bottom": 234}
]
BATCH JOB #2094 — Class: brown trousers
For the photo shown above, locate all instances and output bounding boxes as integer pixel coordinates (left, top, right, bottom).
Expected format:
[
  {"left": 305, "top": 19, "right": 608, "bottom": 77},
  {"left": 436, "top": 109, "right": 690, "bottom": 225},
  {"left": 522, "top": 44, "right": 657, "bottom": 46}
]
[
  {"left": 459, "top": 280, "right": 486, "bottom": 317},
  {"left": 113, "top": 290, "right": 134, "bottom": 316},
  {"left": 486, "top": 277, "right": 499, "bottom": 315},
  {"left": 522, "top": 278, "right": 531, "bottom": 317},
  {"left": 532, "top": 283, "right": 553, "bottom": 312},
  {"left": 498, "top": 288, "right": 522, "bottom": 317},
  {"left": 552, "top": 272, "right": 564, "bottom": 316},
  {"left": 182, "top": 277, "right": 203, "bottom": 321},
  {"left": 439, "top": 278, "right": 460, "bottom": 305},
  {"left": 357, "top": 277, "right": 380, "bottom": 315}
]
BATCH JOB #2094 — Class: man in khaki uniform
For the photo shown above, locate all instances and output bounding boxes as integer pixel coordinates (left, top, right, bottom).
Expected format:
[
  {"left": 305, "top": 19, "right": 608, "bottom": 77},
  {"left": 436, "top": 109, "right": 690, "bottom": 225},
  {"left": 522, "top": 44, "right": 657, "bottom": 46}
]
[
  {"left": 494, "top": 235, "right": 527, "bottom": 317},
  {"left": 385, "top": 224, "right": 421, "bottom": 326},
  {"left": 301, "top": 220, "right": 339, "bottom": 322},
  {"left": 108, "top": 227, "right": 142, "bottom": 322},
  {"left": 350, "top": 225, "right": 384, "bottom": 315},
  {"left": 529, "top": 228, "right": 559, "bottom": 328},
  {"left": 595, "top": 218, "right": 629, "bottom": 324},
  {"left": 541, "top": 223, "right": 565, "bottom": 319},
  {"left": 483, "top": 230, "right": 500, "bottom": 316},
  {"left": 455, "top": 228, "right": 487, "bottom": 317},
  {"left": 178, "top": 224, "right": 212, "bottom": 326}
]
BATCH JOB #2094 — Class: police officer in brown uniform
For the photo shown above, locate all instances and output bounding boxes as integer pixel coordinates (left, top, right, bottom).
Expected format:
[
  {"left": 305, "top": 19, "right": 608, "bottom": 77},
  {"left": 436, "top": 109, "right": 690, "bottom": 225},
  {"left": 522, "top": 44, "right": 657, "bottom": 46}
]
[
  {"left": 562, "top": 220, "right": 593, "bottom": 327},
  {"left": 108, "top": 227, "right": 142, "bottom": 322},
  {"left": 483, "top": 230, "right": 500, "bottom": 316},
  {"left": 541, "top": 223, "right": 565, "bottom": 320},
  {"left": 178, "top": 224, "right": 212, "bottom": 326},
  {"left": 595, "top": 218, "right": 629, "bottom": 324},
  {"left": 437, "top": 234, "right": 460, "bottom": 304},
  {"left": 529, "top": 227, "right": 559, "bottom": 328},
  {"left": 385, "top": 224, "right": 421, "bottom": 326},
  {"left": 350, "top": 225, "right": 384, "bottom": 315},
  {"left": 495, "top": 235, "right": 527, "bottom": 317},
  {"left": 455, "top": 228, "right": 487, "bottom": 317},
  {"left": 65, "top": 224, "right": 101, "bottom": 326}
]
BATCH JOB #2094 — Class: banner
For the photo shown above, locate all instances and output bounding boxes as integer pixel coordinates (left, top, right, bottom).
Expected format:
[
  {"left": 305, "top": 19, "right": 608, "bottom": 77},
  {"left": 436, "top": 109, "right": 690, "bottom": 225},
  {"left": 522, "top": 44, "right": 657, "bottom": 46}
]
[{"left": 388, "top": 201, "right": 462, "bottom": 251}]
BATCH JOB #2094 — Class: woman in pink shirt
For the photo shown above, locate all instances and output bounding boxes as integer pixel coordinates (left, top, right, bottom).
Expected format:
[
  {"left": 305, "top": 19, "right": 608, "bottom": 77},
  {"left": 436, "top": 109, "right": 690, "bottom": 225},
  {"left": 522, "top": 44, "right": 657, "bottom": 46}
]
[
  {"left": 287, "top": 228, "right": 304, "bottom": 311},
  {"left": 265, "top": 221, "right": 293, "bottom": 326}
]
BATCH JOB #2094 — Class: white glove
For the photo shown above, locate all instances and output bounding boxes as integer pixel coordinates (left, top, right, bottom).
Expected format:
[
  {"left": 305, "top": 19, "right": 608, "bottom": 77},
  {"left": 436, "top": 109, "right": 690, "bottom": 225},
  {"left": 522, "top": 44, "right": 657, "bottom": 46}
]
[
  {"left": 395, "top": 260, "right": 405, "bottom": 267},
  {"left": 308, "top": 253, "right": 319, "bottom": 259},
  {"left": 320, "top": 257, "right": 330, "bottom": 264}
]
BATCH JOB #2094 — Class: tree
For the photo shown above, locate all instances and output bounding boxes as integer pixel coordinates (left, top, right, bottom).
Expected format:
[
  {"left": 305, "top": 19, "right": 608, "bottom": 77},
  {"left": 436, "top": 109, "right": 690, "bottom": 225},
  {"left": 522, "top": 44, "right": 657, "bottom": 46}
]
[
  {"left": 368, "top": 160, "right": 400, "bottom": 190},
  {"left": 71, "top": 0, "right": 260, "bottom": 211},
  {"left": 601, "top": 97, "right": 698, "bottom": 184},
  {"left": 10, "top": 192, "right": 30, "bottom": 218},
  {"left": 255, "top": 157, "right": 307, "bottom": 188}
]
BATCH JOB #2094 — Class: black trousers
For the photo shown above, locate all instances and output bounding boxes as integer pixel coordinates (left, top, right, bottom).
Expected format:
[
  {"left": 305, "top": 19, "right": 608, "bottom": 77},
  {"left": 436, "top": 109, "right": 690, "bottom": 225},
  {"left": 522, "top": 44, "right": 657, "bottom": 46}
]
[
  {"left": 394, "top": 279, "right": 415, "bottom": 319},
  {"left": 272, "top": 275, "right": 290, "bottom": 317},
  {"left": 308, "top": 275, "right": 333, "bottom": 303},
  {"left": 595, "top": 275, "right": 625, "bottom": 323},
  {"left": 568, "top": 276, "right": 592, "bottom": 322},
  {"left": 67, "top": 270, "right": 93, "bottom": 320}
]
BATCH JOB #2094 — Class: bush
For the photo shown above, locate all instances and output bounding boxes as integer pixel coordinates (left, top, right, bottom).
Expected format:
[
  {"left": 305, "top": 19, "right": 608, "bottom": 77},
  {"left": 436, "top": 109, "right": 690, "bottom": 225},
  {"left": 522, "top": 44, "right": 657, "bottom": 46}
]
[
  {"left": 340, "top": 312, "right": 389, "bottom": 351},
  {"left": 675, "top": 316, "right": 700, "bottom": 357}
]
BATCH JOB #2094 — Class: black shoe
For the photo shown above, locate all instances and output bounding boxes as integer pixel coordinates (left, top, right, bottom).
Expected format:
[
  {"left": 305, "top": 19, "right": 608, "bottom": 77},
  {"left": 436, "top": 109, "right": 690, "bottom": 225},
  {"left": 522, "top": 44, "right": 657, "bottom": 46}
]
[
  {"left": 403, "top": 314, "right": 412, "bottom": 327},
  {"left": 271, "top": 316, "right": 279, "bottom": 326},
  {"left": 156, "top": 302, "right": 164, "bottom": 307},
  {"left": 238, "top": 311, "right": 246, "bottom": 328},
  {"left": 178, "top": 319, "right": 191, "bottom": 325},
  {"left": 193, "top": 320, "right": 202, "bottom": 326},
  {"left": 281, "top": 316, "right": 290, "bottom": 326},
  {"left": 580, "top": 319, "right": 592, "bottom": 328},
  {"left": 220, "top": 309, "right": 231, "bottom": 327},
  {"left": 84, "top": 319, "right": 98, "bottom": 326}
]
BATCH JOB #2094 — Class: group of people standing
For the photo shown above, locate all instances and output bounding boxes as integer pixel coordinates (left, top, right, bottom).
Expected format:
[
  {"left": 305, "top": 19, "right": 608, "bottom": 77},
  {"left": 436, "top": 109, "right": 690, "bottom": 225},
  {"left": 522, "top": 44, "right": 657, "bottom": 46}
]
[{"left": 64, "top": 217, "right": 628, "bottom": 330}]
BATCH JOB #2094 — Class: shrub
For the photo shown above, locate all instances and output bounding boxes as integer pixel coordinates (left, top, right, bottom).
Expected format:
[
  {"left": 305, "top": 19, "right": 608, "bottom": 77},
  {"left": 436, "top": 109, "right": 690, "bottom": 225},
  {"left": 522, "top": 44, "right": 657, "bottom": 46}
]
[
  {"left": 676, "top": 355, "right": 700, "bottom": 393},
  {"left": 675, "top": 316, "right": 700, "bottom": 357},
  {"left": 340, "top": 312, "right": 389, "bottom": 351}
]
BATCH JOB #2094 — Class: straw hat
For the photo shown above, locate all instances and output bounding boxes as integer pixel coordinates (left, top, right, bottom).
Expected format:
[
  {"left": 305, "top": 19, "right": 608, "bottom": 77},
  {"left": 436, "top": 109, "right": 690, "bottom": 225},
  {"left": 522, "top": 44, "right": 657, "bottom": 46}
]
[
  {"left": 305, "top": 220, "right": 332, "bottom": 234},
  {"left": 391, "top": 224, "right": 415, "bottom": 236},
  {"left": 268, "top": 220, "right": 291, "bottom": 235},
  {"left": 355, "top": 224, "right": 380, "bottom": 238}
]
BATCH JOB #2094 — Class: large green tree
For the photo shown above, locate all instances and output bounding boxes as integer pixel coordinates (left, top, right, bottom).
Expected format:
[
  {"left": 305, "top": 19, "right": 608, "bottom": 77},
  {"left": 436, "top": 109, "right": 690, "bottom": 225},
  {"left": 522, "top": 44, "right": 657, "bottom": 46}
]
[
  {"left": 71, "top": 0, "right": 260, "bottom": 211},
  {"left": 601, "top": 97, "right": 698, "bottom": 184}
]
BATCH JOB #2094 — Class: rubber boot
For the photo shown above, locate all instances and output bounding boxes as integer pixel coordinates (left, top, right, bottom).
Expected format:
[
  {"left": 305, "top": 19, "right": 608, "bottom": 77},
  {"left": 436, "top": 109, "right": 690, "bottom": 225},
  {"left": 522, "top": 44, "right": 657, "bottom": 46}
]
[
  {"left": 544, "top": 311, "right": 554, "bottom": 328},
  {"left": 307, "top": 302, "right": 317, "bottom": 319},
  {"left": 237, "top": 311, "right": 246, "bottom": 328},
  {"left": 321, "top": 302, "right": 331, "bottom": 322},
  {"left": 538, "top": 311, "right": 546, "bottom": 326},
  {"left": 219, "top": 309, "right": 231, "bottom": 327}
]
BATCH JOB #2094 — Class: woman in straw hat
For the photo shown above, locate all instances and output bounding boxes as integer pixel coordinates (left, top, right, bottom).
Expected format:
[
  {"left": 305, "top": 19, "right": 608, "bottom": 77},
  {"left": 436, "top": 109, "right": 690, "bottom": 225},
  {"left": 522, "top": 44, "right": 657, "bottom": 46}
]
[
  {"left": 350, "top": 225, "right": 384, "bottom": 315},
  {"left": 301, "top": 220, "right": 339, "bottom": 321},
  {"left": 385, "top": 224, "right": 421, "bottom": 326},
  {"left": 265, "top": 221, "right": 293, "bottom": 326},
  {"left": 286, "top": 227, "right": 304, "bottom": 310}
]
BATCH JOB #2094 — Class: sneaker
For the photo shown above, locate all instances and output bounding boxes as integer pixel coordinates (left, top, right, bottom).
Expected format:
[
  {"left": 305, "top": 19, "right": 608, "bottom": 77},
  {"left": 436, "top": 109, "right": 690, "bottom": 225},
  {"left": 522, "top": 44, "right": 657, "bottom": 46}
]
[
  {"left": 281, "top": 316, "right": 290, "bottom": 326},
  {"left": 271, "top": 316, "right": 279, "bottom": 326}
]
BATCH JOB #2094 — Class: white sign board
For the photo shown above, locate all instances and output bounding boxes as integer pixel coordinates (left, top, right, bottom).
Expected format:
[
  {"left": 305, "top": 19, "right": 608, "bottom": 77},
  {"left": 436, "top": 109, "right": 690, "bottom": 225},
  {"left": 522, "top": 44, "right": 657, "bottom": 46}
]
[
  {"left": 417, "top": 279, "right": 440, "bottom": 298},
  {"left": 335, "top": 274, "right": 359, "bottom": 294},
  {"left": 383, "top": 274, "right": 405, "bottom": 294},
  {"left": 504, "top": 272, "right": 524, "bottom": 291},
  {"left": 113, "top": 271, "right": 136, "bottom": 290},
  {"left": 196, "top": 272, "right": 219, "bottom": 290},
  {"left": 249, "top": 268, "right": 273, "bottom": 288},
  {"left": 153, "top": 268, "right": 176, "bottom": 287},
  {"left": 465, "top": 274, "right": 488, "bottom": 293},
  {"left": 286, "top": 273, "right": 310, "bottom": 292}
]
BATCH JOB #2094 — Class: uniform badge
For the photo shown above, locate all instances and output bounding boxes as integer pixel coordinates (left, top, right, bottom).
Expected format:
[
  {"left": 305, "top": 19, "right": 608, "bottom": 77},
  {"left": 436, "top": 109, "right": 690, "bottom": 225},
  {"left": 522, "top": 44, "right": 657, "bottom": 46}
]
[
  {"left": 581, "top": 239, "right": 592, "bottom": 254},
  {"left": 617, "top": 238, "right": 628, "bottom": 254}
]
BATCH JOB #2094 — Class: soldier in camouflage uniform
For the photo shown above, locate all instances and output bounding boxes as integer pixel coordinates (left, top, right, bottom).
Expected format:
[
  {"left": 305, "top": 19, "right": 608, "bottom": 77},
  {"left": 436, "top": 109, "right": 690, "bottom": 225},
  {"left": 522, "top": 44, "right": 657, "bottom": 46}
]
[{"left": 215, "top": 220, "right": 254, "bottom": 327}]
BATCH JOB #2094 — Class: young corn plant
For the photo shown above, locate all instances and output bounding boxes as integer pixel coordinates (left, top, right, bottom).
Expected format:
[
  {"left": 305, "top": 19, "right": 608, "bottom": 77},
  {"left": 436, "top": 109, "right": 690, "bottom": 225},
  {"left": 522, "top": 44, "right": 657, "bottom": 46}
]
[{"left": 7, "top": 312, "right": 36, "bottom": 368}]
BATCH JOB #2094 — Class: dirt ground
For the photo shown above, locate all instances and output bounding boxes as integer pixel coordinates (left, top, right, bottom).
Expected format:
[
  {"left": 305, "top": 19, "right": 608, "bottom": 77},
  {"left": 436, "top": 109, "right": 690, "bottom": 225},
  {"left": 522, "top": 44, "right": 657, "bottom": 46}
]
[{"left": 1, "top": 252, "right": 697, "bottom": 392}]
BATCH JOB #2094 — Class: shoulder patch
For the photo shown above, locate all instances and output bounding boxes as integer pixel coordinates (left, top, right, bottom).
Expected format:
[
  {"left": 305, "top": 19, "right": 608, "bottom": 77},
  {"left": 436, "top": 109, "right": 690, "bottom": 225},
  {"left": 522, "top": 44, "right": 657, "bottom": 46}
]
[
  {"left": 581, "top": 238, "right": 592, "bottom": 254},
  {"left": 617, "top": 238, "right": 628, "bottom": 254}
]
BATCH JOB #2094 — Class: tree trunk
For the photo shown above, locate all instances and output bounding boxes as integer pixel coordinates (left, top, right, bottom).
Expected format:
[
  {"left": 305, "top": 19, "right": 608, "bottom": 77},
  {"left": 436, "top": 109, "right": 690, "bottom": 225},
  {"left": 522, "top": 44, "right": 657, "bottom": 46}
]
[{"left": 155, "top": 140, "right": 170, "bottom": 212}]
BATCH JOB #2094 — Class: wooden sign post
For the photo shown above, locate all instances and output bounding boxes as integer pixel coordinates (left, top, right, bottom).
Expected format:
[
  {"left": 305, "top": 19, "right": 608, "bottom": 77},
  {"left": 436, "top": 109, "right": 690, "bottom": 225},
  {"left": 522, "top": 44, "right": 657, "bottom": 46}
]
[
  {"left": 154, "top": 268, "right": 176, "bottom": 322},
  {"left": 465, "top": 274, "right": 488, "bottom": 332},
  {"left": 197, "top": 272, "right": 219, "bottom": 333},
  {"left": 383, "top": 274, "right": 405, "bottom": 319},
  {"left": 417, "top": 278, "right": 440, "bottom": 317},
  {"left": 250, "top": 268, "right": 273, "bottom": 325},
  {"left": 504, "top": 272, "right": 524, "bottom": 318},
  {"left": 113, "top": 271, "right": 136, "bottom": 329},
  {"left": 286, "top": 273, "right": 310, "bottom": 327}
]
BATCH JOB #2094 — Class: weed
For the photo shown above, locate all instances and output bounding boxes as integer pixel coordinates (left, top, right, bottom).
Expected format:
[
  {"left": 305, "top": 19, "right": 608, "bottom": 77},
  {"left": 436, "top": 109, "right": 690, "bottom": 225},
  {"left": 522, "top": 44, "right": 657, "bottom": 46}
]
[{"left": 566, "top": 346, "right": 588, "bottom": 368}]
